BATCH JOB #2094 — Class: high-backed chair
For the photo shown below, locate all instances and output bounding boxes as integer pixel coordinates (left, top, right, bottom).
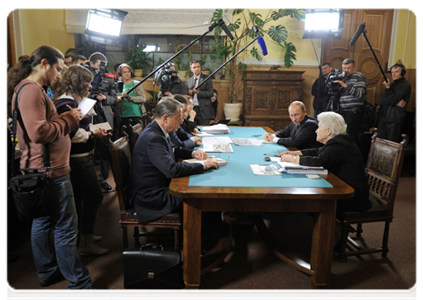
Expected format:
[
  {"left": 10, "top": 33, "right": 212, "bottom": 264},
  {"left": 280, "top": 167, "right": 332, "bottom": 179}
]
[
  {"left": 337, "top": 131, "right": 408, "bottom": 261},
  {"left": 128, "top": 121, "right": 143, "bottom": 153},
  {"left": 107, "top": 135, "right": 181, "bottom": 249}
]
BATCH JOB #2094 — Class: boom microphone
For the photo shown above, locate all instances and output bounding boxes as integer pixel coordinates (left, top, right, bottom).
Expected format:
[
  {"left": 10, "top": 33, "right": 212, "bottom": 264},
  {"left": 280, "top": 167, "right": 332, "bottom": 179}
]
[
  {"left": 217, "top": 19, "right": 234, "bottom": 41},
  {"left": 349, "top": 22, "right": 366, "bottom": 46},
  {"left": 252, "top": 26, "right": 268, "bottom": 56},
  {"left": 257, "top": 36, "right": 268, "bottom": 56}
]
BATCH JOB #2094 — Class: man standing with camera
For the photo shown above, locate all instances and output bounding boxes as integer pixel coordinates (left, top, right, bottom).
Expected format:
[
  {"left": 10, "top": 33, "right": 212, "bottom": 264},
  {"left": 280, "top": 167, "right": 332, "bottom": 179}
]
[
  {"left": 87, "top": 52, "right": 118, "bottom": 192},
  {"left": 158, "top": 63, "right": 187, "bottom": 99},
  {"left": 334, "top": 58, "right": 367, "bottom": 145}
]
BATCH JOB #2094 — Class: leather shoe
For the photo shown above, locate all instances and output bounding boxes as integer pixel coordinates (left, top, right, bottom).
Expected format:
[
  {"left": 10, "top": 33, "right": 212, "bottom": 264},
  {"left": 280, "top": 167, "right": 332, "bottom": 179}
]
[
  {"left": 101, "top": 182, "right": 113, "bottom": 191},
  {"left": 39, "top": 270, "right": 65, "bottom": 287}
]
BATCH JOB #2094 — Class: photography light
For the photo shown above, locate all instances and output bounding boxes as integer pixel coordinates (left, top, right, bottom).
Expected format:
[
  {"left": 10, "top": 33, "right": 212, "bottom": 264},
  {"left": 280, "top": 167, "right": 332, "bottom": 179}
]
[
  {"left": 302, "top": 9, "right": 344, "bottom": 39},
  {"left": 84, "top": 9, "right": 128, "bottom": 44}
]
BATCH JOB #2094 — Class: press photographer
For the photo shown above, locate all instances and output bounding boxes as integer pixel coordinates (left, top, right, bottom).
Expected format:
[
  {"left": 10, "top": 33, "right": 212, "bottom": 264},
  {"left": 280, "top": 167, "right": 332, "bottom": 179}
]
[
  {"left": 155, "top": 63, "right": 187, "bottom": 99},
  {"left": 333, "top": 58, "right": 367, "bottom": 145}
]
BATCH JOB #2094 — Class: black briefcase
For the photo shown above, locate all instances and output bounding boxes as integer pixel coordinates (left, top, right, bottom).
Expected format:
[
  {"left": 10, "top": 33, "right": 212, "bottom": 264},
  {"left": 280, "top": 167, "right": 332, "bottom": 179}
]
[{"left": 122, "top": 243, "right": 184, "bottom": 289}]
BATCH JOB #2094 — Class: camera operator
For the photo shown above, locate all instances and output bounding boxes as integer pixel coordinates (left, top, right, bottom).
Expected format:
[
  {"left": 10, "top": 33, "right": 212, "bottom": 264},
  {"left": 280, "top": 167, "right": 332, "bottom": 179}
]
[
  {"left": 86, "top": 52, "right": 118, "bottom": 192},
  {"left": 311, "top": 62, "right": 333, "bottom": 117},
  {"left": 158, "top": 63, "right": 188, "bottom": 99},
  {"left": 334, "top": 58, "right": 367, "bottom": 145}
]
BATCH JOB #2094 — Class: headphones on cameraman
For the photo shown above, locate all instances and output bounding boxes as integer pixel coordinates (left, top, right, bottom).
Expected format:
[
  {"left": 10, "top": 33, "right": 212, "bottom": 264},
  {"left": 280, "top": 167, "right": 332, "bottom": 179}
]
[{"left": 391, "top": 63, "right": 406, "bottom": 76}]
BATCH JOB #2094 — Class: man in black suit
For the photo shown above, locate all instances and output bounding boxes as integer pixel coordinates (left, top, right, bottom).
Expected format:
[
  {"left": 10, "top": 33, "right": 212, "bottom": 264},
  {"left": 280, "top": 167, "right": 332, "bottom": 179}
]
[
  {"left": 264, "top": 101, "right": 322, "bottom": 150},
  {"left": 129, "top": 97, "right": 220, "bottom": 223},
  {"left": 186, "top": 60, "right": 214, "bottom": 125}
]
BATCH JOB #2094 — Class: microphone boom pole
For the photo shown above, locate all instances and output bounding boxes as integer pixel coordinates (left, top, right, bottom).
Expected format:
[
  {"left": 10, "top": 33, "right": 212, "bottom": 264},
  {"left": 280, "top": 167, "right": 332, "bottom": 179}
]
[
  {"left": 197, "top": 36, "right": 261, "bottom": 89},
  {"left": 353, "top": 23, "right": 389, "bottom": 83}
]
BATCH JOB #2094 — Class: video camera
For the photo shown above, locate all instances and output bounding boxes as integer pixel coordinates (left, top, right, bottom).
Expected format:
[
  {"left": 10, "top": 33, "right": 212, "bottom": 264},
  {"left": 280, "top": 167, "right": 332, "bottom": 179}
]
[
  {"left": 153, "top": 63, "right": 180, "bottom": 94},
  {"left": 85, "top": 61, "right": 123, "bottom": 95},
  {"left": 324, "top": 68, "right": 348, "bottom": 113}
]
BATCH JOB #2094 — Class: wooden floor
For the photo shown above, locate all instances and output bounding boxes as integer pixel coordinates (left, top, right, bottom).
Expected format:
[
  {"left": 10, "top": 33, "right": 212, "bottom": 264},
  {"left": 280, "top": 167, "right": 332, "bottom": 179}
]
[{"left": 6, "top": 172, "right": 417, "bottom": 298}]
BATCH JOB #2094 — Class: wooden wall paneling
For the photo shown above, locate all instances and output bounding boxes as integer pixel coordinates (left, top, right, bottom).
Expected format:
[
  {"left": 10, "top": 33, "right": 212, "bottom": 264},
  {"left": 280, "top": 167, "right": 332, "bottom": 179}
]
[{"left": 8, "top": 12, "right": 16, "bottom": 68}]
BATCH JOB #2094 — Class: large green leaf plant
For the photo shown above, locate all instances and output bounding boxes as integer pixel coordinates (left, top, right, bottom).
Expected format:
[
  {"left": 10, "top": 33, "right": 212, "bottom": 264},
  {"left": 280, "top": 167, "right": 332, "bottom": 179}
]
[{"left": 210, "top": 9, "right": 304, "bottom": 103}]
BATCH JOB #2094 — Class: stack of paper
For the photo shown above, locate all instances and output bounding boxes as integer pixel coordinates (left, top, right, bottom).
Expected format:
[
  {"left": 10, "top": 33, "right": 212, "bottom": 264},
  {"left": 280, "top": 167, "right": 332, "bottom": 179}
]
[
  {"left": 202, "top": 124, "right": 230, "bottom": 134},
  {"left": 232, "top": 138, "right": 262, "bottom": 146},
  {"left": 278, "top": 161, "right": 328, "bottom": 175}
]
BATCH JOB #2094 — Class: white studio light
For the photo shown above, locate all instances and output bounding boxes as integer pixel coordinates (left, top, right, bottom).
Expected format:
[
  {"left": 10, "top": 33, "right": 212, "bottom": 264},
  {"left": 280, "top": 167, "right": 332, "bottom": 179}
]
[
  {"left": 85, "top": 9, "right": 128, "bottom": 44},
  {"left": 303, "top": 9, "right": 344, "bottom": 39}
]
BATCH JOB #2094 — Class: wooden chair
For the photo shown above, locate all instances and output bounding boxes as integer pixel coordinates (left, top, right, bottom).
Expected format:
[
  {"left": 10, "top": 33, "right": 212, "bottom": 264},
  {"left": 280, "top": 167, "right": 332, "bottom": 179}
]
[
  {"left": 107, "top": 135, "right": 181, "bottom": 249},
  {"left": 337, "top": 131, "right": 408, "bottom": 261},
  {"left": 128, "top": 121, "right": 143, "bottom": 153}
]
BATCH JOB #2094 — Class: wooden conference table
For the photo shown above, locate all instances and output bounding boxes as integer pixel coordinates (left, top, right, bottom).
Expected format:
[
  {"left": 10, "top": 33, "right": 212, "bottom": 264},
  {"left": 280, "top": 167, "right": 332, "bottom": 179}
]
[{"left": 169, "top": 126, "right": 354, "bottom": 288}]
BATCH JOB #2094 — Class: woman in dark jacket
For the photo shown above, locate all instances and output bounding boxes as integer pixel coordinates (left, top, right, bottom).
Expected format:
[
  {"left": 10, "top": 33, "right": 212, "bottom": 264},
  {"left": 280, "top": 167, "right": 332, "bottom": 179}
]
[{"left": 277, "top": 111, "right": 371, "bottom": 219}]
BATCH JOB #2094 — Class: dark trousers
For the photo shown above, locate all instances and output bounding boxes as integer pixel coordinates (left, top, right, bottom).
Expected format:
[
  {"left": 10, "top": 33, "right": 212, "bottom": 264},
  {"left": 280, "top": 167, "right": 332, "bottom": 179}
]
[
  {"left": 193, "top": 106, "right": 211, "bottom": 125},
  {"left": 342, "top": 109, "right": 364, "bottom": 146},
  {"left": 378, "top": 119, "right": 402, "bottom": 143},
  {"left": 70, "top": 154, "right": 104, "bottom": 235}
]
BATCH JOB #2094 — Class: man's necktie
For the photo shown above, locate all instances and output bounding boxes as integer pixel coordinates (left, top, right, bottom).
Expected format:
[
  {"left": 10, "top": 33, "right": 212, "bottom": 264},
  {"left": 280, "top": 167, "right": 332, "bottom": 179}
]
[
  {"left": 192, "top": 78, "right": 199, "bottom": 106},
  {"left": 292, "top": 124, "right": 300, "bottom": 137}
]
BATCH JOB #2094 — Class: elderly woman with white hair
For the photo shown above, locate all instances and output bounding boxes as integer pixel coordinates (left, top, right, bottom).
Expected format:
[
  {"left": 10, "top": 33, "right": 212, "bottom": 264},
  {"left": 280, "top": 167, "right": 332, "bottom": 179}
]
[{"left": 277, "top": 111, "right": 371, "bottom": 219}]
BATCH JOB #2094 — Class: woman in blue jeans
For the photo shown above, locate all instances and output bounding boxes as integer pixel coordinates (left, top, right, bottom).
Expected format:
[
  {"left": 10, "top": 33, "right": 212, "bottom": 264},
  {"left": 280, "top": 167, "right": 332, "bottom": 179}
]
[
  {"left": 8, "top": 45, "right": 92, "bottom": 288},
  {"left": 54, "top": 64, "right": 109, "bottom": 256}
]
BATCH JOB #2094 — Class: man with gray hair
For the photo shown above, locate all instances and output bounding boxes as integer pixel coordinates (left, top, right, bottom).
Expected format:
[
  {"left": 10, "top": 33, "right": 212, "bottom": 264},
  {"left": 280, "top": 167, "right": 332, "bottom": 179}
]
[
  {"left": 334, "top": 58, "right": 367, "bottom": 145},
  {"left": 129, "top": 97, "right": 219, "bottom": 223}
]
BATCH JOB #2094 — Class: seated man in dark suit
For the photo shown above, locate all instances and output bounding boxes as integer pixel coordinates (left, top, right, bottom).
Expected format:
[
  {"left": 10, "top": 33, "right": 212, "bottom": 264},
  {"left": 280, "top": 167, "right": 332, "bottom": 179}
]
[
  {"left": 264, "top": 101, "right": 323, "bottom": 150},
  {"left": 169, "top": 94, "right": 202, "bottom": 149},
  {"left": 129, "top": 97, "right": 220, "bottom": 223}
]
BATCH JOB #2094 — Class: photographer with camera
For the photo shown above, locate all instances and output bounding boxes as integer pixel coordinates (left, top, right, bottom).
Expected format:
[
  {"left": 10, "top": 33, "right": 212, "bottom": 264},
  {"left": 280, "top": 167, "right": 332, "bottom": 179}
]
[
  {"left": 157, "top": 63, "right": 188, "bottom": 99},
  {"left": 86, "top": 52, "right": 118, "bottom": 192},
  {"left": 334, "top": 58, "right": 367, "bottom": 145}
]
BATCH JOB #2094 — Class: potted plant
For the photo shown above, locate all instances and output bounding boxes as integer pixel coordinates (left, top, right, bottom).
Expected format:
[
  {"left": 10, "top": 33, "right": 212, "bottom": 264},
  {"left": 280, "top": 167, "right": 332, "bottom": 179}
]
[
  {"left": 200, "top": 55, "right": 211, "bottom": 75},
  {"left": 124, "top": 45, "right": 153, "bottom": 77},
  {"left": 174, "top": 45, "right": 191, "bottom": 80},
  {"left": 210, "top": 9, "right": 304, "bottom": 120}
]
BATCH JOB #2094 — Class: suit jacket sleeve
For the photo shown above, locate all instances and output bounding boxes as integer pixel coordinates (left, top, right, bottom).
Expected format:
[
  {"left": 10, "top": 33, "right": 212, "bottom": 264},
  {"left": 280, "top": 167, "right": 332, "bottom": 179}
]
[
  {"left": 274, "top": 124, "right": 292, "bottom": 138},
  {"left": 147, "top": 134, "right": 203, "bottom": 179},
  {"left": 276, "top": 121, "right": 318, "bottom": 148},
  {"left": 198, "top": 75, "right": 214, "bottom": 99}
]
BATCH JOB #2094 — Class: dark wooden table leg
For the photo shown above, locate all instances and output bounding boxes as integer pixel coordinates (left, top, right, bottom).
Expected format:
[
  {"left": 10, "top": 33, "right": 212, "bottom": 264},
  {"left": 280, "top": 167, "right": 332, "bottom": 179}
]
[
  {"left": 183, "top": 201, "right": 201, "bottom": 289},
  {"left": 310, "top": 200, "right": 336, "bottom": 286}
]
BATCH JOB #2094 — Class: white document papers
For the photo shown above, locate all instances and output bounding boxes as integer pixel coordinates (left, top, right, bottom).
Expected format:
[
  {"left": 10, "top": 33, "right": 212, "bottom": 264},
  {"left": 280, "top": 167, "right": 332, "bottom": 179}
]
[
  {"left": 232, "top": 138, "right": 263, "bottom": 146},
  {"left": 202, "top": 143, "right": 233, "bottom": 153},
  {"left": 183, "top": 157, "right": 229, "bottom": 166},
  {"left": 202, "top": 124, "right": 230, "bottom": 134},
  {"left": 78, "top": 97, "right": 97, "bottom": 117},
  {"left": 89, "top": 122, "right": 112, "bottom": 132},
  {"left": 202, "top": 136, "right": 234, "bottom": 153},
  {"left": 250, "top": 164, "right": 281, "bottom": 175}
]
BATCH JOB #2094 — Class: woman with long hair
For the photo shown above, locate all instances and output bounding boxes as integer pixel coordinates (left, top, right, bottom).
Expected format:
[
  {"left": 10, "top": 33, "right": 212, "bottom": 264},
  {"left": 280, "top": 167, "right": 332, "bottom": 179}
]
[{"left": 54, "top": 64, "right": 109, "bottom": 256}]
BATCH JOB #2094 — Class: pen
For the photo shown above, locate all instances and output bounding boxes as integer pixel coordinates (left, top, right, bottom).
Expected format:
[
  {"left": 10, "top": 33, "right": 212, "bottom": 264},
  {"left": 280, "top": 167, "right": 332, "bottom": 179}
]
[
  {"left": 263, "top": 153, "right": 279, "bottom": 156},
  {"left": 66, "top": 105, "right": 73, "bottom": 110},
  {"left": 252, "top": 134, "right": 262, "bottom": 137}
]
